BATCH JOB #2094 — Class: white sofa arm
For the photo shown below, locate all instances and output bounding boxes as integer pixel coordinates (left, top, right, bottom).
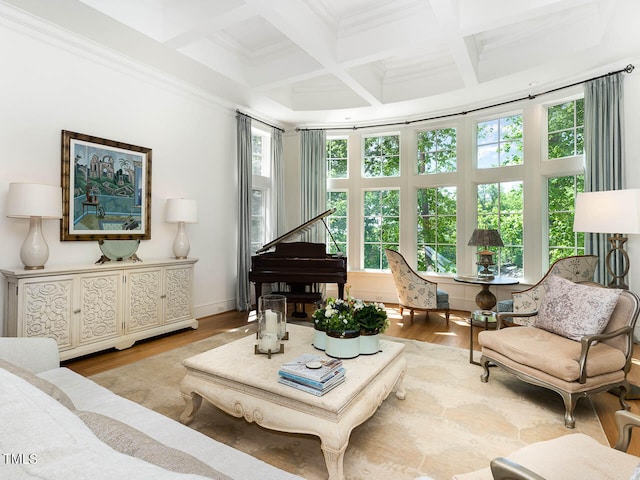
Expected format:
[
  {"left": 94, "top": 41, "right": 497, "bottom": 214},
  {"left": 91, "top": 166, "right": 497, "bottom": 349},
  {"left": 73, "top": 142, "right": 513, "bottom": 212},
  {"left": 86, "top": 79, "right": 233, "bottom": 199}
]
[{"left": 0, "top": 337, "right": 60, "bottom": 373}]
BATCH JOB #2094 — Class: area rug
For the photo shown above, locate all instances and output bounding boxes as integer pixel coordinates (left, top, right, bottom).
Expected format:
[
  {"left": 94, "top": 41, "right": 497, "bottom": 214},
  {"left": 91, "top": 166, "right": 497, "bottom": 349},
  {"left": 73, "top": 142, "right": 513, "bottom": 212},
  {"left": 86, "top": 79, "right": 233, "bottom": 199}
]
[{"left": 89, "top": 326, "right": 606, "bottom": 480}]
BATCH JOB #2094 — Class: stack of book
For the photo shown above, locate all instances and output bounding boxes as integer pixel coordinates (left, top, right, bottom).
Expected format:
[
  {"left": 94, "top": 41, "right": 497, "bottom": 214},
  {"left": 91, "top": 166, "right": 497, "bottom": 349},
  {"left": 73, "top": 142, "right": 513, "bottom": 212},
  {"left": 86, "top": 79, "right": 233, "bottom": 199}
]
[{"left": 278, "top": 353, "right": 345, "bottom": 396}]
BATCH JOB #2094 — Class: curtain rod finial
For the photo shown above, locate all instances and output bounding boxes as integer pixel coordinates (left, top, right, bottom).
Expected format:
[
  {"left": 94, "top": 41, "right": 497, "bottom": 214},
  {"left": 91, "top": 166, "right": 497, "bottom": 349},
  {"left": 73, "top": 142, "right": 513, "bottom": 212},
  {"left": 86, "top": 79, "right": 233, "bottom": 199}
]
[{"left": 625, "top": 64, "right": 635, "bottom": 74}]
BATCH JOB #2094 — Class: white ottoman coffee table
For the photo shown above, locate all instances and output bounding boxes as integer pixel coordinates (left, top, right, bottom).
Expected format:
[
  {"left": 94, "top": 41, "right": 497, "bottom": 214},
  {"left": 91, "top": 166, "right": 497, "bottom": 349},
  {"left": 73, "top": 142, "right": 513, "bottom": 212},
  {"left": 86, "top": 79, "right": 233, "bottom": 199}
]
[{"left": 180, "top": 324, "right": 406, "bottom": 480}]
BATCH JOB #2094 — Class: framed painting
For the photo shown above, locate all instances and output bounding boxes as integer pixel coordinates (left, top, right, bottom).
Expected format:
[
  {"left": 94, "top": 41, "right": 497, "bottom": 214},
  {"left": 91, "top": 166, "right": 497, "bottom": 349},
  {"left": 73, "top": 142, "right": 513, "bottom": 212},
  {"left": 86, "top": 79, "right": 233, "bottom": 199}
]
[{"left": 61, "top": 130, "right": 152, "bottom": 241}]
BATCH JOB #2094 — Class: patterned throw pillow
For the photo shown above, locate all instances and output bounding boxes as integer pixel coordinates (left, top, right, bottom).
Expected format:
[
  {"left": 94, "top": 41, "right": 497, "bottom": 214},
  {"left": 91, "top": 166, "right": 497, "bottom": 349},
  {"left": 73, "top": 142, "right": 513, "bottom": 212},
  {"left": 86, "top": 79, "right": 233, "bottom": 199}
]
[{"left": 535, "top": 275, "right": 622, "bottom": 341}]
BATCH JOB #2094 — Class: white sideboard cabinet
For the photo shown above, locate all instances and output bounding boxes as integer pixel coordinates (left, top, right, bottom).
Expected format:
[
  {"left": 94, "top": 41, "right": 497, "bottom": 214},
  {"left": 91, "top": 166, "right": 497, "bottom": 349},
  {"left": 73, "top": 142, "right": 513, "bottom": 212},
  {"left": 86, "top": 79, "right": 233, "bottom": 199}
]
[{"left": 1, "top": 258, "right": 198, "bottom": 361}]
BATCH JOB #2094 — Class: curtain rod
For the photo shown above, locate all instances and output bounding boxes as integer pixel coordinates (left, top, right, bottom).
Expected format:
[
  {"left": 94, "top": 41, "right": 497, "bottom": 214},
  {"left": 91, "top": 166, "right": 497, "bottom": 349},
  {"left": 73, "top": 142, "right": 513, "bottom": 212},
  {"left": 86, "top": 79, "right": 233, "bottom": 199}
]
[
  {"left": 295, "top": 64, "right": 635, "bottom": 132},
  {"left": 236, "top": 110, "right": 285, "bottom": 133}
]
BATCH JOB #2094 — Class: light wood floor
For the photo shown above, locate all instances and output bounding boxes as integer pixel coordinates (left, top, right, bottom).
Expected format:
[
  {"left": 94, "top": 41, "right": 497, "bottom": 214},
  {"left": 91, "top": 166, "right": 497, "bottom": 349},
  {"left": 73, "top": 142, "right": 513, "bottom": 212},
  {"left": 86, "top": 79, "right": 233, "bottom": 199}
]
[{"left": 63, "top": 306, "right": 640, "bottom": 456}]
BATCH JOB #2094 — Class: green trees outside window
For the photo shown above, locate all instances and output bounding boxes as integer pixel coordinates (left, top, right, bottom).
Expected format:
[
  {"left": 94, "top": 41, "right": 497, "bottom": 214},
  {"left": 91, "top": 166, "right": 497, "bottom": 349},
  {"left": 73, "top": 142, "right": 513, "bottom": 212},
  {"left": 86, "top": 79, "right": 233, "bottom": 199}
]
[
  {"left": 477, "top": 115, "right": 523, "bottom": 168},
  {"left": 417, "top": 187, "right": 457, "bottom": 273},
  {"left": 363, "top": 189, "right": 399, "bottom": 269},
  {"left": 250, "top": 189, "right": 264, "bottom": 254},
  {"left": 477, "top": 181, "right": 524, "bottom": 278},
  {"left": 363, "top": 134, "right": 400, "bottom": 177},
  {"left": 327, "top": 138, "right": 348, "bottom": 178},
  {"left": 548, "top": 175, "right": 584, "bottom": 263},
  {"left": 548, "top": 99, "right": 584, "bottom": 159},
  {"left": 252, "top": 134, "right": 264, "bottom": 175},
  {"left": 320, "top": 97, "right": 584, "bottom": 276},
  {"left": 417, "top": 128, "right": 457, "bottom": 174},
  {"left": 251, "top": 128, "right": 272, "bottom": 254},
  {"left": 327, "top": 191, "right": 348, "bottom": 255}
]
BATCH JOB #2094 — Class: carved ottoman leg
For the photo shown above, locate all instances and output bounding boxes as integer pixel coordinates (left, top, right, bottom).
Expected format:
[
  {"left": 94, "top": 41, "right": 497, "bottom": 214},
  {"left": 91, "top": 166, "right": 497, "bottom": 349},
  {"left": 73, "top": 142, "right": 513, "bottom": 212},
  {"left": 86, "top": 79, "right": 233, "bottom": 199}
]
[
  {"left": 321, "top": 442, "right": 348, "bottom": 480},
  {"left": 180, "top": 391, "right": 203, "bottom": 425},
  {"left": 394, "top": 362, "right": 408, "bottom": 400}
]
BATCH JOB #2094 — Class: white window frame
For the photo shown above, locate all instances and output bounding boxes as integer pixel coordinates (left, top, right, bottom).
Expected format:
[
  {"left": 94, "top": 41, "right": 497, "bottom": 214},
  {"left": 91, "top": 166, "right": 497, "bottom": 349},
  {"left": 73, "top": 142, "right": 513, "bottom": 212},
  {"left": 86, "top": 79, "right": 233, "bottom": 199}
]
[{"left": 321, "top": 89, "right": 585, "bottom": 282}]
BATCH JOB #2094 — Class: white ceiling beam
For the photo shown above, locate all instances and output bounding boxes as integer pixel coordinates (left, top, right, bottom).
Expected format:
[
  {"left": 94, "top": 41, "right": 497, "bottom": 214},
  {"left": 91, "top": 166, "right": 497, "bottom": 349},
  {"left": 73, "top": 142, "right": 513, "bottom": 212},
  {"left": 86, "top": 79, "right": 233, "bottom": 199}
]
[
  {"left": 457, "top": 0, "right": 606, "bottom": 35},
  {"left": 428, "top": 0, "right": 479, "bottom": 88},
  {"left": 163, "top": 4, "right": 254, "bottom": 50},
  {"left": 243, "top": 0, "right": 383, "bottom": 106},
  {"left": 335, "top": 11, "right": 438, "bottom": 67}
]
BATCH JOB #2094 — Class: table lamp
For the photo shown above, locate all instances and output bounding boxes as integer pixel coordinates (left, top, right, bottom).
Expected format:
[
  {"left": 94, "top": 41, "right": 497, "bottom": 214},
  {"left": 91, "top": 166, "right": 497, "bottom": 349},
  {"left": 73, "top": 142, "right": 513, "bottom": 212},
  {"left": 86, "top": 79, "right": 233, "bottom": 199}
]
[
  {"left": 6, "top": 182, "right": 62, "bottom": 270},
  {"left": 468, "top": 228, "right": 504, "bottom": 280},
  {"left": 573, "top": 189, "right": 640, "bottom": 289},
  {"left": 165, "top": 198, "right": 198, "bottom": 259}
]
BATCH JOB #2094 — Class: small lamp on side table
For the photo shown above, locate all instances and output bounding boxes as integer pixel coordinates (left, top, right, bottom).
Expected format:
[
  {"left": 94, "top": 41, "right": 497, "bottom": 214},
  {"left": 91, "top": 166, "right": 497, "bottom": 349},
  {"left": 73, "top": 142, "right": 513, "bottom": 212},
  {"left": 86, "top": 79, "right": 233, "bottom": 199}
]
[
  {"left": 468, "top": 229, "right": 504, "bottom": 280},
  {"left": 165, "top": 198, "right": 198, "bottom": 259},
  {"left": 6, "top": 183, "right": 62, "bottom": 270}
]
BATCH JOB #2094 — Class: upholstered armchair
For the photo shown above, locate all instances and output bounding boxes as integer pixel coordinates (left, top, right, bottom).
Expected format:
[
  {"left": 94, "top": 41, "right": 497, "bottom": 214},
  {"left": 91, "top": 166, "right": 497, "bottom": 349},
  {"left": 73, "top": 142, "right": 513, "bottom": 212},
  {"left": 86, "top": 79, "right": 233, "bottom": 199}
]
[
  {"left": 496, "top": 255, "right": 598, "bottom": 326},
  {"left": 384, "top": 248, "right": 450, "bottom": 324},
  {"left": 479, "top": 276, "right": 640, "bottom": 428}
]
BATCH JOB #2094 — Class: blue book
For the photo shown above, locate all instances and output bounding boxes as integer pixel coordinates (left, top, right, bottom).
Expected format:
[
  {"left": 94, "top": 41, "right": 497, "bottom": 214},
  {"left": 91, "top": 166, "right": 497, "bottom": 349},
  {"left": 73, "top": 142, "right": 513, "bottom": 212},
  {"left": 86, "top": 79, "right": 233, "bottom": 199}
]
[
  {"left": 278, "top": 375, "right": 345, "bottom": 396},
  {"left": 279, "top": 353, "right": 342, "bottom": 382},
  {"left": 278, "top": 367, "right": 345, "bottom": 390}
]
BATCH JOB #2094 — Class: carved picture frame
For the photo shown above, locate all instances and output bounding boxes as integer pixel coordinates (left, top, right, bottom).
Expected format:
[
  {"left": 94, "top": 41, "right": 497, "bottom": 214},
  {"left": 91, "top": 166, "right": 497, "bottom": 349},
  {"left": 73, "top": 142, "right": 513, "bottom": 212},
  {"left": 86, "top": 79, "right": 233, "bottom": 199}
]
[{"left": 61, "top": 130, "right": 152, "bottom": 241}]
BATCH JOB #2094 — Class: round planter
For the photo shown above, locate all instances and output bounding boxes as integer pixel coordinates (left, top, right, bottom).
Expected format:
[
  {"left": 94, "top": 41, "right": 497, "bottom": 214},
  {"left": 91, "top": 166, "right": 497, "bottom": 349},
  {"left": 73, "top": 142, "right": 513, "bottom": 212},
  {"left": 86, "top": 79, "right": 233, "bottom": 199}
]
[
  {"left": 359, "top": 332, "right": 380, "bottom": 355},
  {"left": 313, "top": 329, "right": 327, "bottom": 350},
  {"left": 325, "top": 330, "right": 360, "bottom": 359}
]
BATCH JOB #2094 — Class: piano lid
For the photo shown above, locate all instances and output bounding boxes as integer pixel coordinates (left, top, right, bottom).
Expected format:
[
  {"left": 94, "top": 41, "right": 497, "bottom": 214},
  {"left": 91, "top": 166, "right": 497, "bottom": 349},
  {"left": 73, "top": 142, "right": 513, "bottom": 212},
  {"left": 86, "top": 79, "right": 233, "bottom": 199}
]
[{"left": 255, "top": 208, "right": 338, "bottom": 255}]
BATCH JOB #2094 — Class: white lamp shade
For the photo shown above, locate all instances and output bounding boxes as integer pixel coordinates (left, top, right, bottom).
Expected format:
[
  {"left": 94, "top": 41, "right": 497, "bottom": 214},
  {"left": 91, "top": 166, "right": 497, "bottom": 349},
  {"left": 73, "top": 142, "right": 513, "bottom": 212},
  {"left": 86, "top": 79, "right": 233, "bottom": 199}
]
[
  {"left": 6, "top": 183, "right": 62, "bottom": 219},
  {"left": 573, "top": 189, "right": 640, "bottom": 234},
  {"left": 165, "top": 198, "right": 198, "bottom": 223}
]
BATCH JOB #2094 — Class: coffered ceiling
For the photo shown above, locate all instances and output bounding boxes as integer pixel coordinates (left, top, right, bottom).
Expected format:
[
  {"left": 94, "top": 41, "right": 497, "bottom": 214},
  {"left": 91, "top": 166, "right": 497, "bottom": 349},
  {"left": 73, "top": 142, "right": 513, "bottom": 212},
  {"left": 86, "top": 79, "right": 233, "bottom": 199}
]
[{"left": 4, "top": 0, "right": 639, "bottom": 127}]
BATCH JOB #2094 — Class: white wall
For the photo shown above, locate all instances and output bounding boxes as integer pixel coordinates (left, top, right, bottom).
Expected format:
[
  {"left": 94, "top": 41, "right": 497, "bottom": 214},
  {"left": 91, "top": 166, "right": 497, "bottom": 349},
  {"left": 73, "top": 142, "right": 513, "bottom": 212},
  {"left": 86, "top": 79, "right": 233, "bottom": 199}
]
[{"left": 0, "top": 16, "right": 239, "bottom": 333}]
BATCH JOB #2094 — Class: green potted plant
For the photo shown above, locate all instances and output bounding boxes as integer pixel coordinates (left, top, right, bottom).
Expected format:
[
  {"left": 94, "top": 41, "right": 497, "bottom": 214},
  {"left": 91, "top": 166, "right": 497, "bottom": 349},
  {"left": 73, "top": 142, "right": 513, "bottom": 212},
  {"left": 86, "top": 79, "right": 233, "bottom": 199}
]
[
  {"left": 354, "top": 301, "right": 389, "bottom": 354},
  {"left": 311, "top": 301, "right": 330, "bottom": 350},
  {"left": 317, "top": 297, "right": 361, "bottom": 359}
]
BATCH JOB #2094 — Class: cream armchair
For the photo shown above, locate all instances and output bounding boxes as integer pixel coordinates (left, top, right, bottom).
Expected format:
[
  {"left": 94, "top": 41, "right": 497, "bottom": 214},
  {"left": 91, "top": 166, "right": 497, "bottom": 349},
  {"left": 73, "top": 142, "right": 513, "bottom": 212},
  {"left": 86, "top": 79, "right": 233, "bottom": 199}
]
[
  {"left": 497, "top": 255, "right": 598, "bottom": 326},
  {"left": 385, "top": 248, "right": 450, "bottom": 324},
  {"left": 452, "top": 410, "right": 640, "bottom": 480},
  {"left": 479, "top": 278, "right": 640, "bottom": 428}
]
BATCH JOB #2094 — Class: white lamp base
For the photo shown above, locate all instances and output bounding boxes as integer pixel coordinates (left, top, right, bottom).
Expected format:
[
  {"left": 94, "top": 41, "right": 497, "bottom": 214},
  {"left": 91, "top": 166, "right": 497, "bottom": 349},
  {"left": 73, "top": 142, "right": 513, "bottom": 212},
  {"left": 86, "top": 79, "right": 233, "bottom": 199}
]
[
  {"left": 172, "top": 221, "right": 190, "bottom": 259},
  {"left": 21, "top": 216, "right": 49, "bottom": 270}
]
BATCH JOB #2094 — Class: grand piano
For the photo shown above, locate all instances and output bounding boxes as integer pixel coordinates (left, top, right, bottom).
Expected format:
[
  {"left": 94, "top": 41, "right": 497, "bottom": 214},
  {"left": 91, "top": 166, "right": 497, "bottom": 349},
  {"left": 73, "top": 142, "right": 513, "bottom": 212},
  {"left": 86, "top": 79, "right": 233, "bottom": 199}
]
[{"left": 249, "top": 209, "right": 347, "bottom": 311}]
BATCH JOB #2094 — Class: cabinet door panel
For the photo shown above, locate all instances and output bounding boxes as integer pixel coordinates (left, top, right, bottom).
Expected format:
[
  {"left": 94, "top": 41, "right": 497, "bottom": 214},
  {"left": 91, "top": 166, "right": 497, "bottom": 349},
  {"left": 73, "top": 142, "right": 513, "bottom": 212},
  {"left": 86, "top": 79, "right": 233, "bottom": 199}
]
[
  {"left": 126, "top": 268, "right": 162, "bottom": 332},
  {"left": 22, "top": 277, "right": 73, "bottom": 349},
  {"left": 79, "top": 272, "right": 122, "bottom": 344},
  {"left": 164, "top": 265, "right": 193, "bottom": 324}
]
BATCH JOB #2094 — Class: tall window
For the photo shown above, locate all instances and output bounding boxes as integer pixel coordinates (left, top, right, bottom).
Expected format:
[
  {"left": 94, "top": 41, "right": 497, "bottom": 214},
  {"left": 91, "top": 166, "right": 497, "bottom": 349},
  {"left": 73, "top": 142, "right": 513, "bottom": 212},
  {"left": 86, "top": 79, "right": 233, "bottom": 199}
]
[
  {"left": 327, "top": 137, "right": 348, "bottom": 178},
  {"left": 363, "top": 134, "right": 400, "bottom": 177},
  {"left": 477, "top": 114, "right": 523, "bottom": 168},
  {"left": 417, "top": 187, "right": 457, "bottom": 273},
  {"left": 417, "top": 128, "right": 457, "bottom": 174},
  {"left": 548, "top": 174, "right": 584, "bottom": 263},
  {"left": 326, "top": 191, "right": 348, "bottom": 255},
  {"left": 477, "top": 181, "right": 524, "bottom": 277},
  {"left": 548, "top": 99, "right": 584, "bottom": 159},
  {"left": 363, "top": 189, "right": 399, "bottom": 269},
  {"left": 251, "top": 128, "right": 272, "bottom": 254}
]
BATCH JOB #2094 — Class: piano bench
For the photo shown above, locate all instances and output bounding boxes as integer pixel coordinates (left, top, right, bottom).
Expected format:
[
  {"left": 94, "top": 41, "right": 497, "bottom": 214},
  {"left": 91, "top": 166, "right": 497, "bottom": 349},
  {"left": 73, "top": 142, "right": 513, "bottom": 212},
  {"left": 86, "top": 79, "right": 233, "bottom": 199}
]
[{"left": 275, "top": 292, "right": 323, "bottom": 318}]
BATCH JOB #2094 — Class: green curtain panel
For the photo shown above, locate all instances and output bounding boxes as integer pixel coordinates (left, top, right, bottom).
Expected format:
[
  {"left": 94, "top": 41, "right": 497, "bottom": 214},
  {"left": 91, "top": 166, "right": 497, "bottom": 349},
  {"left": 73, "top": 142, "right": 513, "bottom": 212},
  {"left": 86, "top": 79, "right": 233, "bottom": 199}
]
[
  {"left": 271, "top": 127, "right": 285, "bottom": 237},
  {"left": 300, "top": 130, "right": 327, "bottom": 243},
  {"left": 236, "top": 113, "right": 252, "bottom": 311},
  {"left": 584, "top": 73, "right": 625, "bottom": 284}
]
